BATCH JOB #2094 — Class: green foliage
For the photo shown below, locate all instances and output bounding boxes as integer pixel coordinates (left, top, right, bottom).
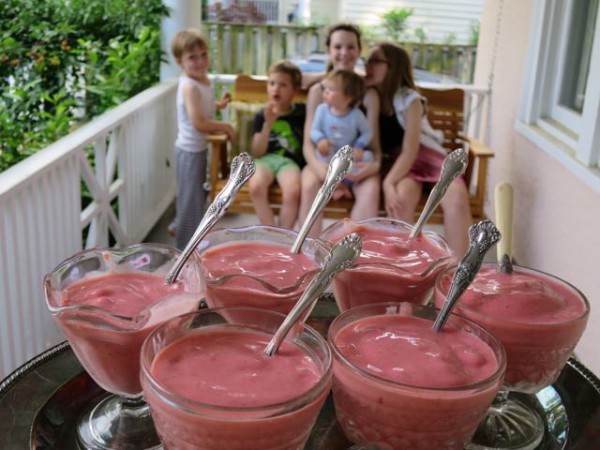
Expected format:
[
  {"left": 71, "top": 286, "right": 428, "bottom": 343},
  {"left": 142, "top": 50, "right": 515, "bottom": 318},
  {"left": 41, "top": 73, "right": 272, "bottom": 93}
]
[
  {"left": 360, "top": 25, "right": 383, "bottom": 45},
  {"left": 443, "top": 32, "right": 457, "bottom": 45},
  {"left": 0, "top": 0, "right": 168, "bottom": 172},
  {"left": 469, "top": 20, "right": 480, "bottom": 46},
  {"left": 380, "top": 8, "right": 413, "bottom": 41},
  {"left": 414, "top": 28, "right": 428, "bottom": 43},
  {"left": 82, "top": 27, "right": 163, "bottom": 118}
]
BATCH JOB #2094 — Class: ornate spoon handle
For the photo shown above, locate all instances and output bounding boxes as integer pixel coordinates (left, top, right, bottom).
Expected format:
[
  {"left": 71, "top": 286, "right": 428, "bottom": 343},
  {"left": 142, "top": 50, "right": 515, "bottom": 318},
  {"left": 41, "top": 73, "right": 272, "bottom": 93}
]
[
  {"left": 410, "top": 148, "right": 468, "bottom": 239},
  {"left": 291, "top": 145, "right": 355, "bottom": 254},
  {"left": 165, "top": 153, "right": 256, "bottom": 284},
  {"left": 264, "top": 233, "right": 362, "bottom": 356},
  {"left": 495, "top": 181, "right": 514, "bottom": 273},
  {"left": 432, "top": 219, "right": 501, "bottom": 332}
]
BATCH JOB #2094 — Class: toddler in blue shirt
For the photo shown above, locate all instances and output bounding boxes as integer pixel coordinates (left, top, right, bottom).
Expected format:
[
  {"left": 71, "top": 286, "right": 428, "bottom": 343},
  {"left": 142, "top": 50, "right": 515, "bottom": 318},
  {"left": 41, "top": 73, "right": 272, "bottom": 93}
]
[{"left": 310, "top": 69, "right": 374, "bottom": 198}]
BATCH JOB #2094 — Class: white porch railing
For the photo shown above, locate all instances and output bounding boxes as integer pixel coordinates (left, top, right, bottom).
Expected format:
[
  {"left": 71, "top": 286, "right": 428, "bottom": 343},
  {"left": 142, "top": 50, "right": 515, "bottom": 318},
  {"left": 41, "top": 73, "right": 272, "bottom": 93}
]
[
  {"left": 0, "top": 74, "right": 489, "bottom": 379},
  {"left": 0, "top": 80, "right": 182, "bottom": 378}
]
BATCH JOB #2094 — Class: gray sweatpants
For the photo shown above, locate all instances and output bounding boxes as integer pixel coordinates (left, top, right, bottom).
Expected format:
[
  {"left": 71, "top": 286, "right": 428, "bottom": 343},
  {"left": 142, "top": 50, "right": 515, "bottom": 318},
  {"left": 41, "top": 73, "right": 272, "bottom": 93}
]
[{"left": 174, "top": 147, "right": 207, "bottom": 250}]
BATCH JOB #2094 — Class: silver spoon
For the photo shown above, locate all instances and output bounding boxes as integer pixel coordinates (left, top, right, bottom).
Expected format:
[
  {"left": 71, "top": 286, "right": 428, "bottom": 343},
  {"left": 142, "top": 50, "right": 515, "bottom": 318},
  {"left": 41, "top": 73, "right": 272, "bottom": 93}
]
[
  {"left": 165, "top": 153, "right": 256, "bottom": 284},
  {"left": 410, "top": 148, "right": 468, "bottom": 239},
  {"left": 432, "top": 219, "right": 501, "bottom": 332},
  {"left": 264, "top": 233, "right": 362, "bottom": 356},
  {"left": 291, "top": 145, "right": 355, "bottom": 254}
]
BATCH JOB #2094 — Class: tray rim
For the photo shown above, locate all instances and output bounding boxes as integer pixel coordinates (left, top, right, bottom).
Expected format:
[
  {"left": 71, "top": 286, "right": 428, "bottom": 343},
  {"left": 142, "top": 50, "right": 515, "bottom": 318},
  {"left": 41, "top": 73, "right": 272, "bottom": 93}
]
[{"left": 0, "top": 341, "right": 72, "bottom": 396}]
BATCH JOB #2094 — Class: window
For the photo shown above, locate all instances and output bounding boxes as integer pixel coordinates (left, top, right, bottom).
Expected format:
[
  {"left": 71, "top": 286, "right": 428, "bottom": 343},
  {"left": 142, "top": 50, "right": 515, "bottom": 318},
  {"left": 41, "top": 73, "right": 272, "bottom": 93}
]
[{"left": 518, "top": 0, "right": 600, "bottom": 192}]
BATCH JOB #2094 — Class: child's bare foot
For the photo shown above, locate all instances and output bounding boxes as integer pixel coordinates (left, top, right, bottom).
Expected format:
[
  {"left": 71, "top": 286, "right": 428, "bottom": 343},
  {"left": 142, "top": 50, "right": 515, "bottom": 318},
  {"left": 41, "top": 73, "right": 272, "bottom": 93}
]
[
  {"left": 167, "top": 222, "right": 176, "bottom": 237},
  {"left": 341, "top": 184, "right": 353, "bottom": 199},
  {"left": 332, "top": 186, "right": 344, "bottom": 200},
  {"left": 332, "top": 184, "right": 352, "bottom": 200}
]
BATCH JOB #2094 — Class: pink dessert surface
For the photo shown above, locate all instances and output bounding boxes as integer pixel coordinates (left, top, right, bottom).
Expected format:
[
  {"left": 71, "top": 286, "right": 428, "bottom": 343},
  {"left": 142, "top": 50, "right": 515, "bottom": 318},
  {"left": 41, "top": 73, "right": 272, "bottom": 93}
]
[
  {"left": 200, "top": 241, "right": 317, "bottom": 287},
  {"left": 451, "top": 268, "right": 586, "bottom": 324},
  {"left": 334, "top": 314, "right": 498, "bottom": 388},
  {"left": 58, "top": 272, "right": 198, "bottom": 395},
  {"left": 324, "top": 221, "right": 453, "bottom": 309},
  {"left": 151, "top": 329, "right": 321, "bottom": 407},
  {"left": 330, "top": 312, "right": 503, "bottom": 450},
  {"left": 62, "top": 272, "right": 184, "bottom": 316},
  {"left": 349, "top": 224, "right": 450, "bottom": 271},
  {"left": 199, "top": 241, "right": 319, "bottom": 313},
  {"left": 434, "top": 265, "right": 589, "bottom": 392},
  {"left": 144, "top": 327, "right": 330, "bottom": 450}
]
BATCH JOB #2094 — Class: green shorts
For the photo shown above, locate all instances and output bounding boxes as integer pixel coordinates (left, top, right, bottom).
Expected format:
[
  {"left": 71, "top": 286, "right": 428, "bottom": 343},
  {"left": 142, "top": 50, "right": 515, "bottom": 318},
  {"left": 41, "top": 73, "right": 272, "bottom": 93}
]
[{"left": 255, "top": 153, "right": 299, "bottom": 176}]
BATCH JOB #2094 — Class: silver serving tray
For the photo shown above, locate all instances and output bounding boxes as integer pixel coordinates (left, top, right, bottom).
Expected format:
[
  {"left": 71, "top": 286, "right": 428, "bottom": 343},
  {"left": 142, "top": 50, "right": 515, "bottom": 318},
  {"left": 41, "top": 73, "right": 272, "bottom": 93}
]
[{"left": 0, "top": 341, "right": 598, "bottom": 449}]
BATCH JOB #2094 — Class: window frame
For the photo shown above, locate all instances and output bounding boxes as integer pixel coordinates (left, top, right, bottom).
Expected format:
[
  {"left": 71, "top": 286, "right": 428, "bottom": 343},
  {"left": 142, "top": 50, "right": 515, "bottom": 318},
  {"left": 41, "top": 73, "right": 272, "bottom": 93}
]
[{"left": 517, "top": 0, "right": 600, "bottom": 193}]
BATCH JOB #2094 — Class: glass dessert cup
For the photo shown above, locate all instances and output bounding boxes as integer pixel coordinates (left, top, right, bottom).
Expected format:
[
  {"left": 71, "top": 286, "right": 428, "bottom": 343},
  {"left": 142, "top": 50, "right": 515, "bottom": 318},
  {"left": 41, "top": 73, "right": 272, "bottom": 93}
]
[
  {"left": 434, "top": 263, "right": 590, "bottom": 450},
  {"left": 321, "top": 218, "right": 454, "bottom": 311},
  {"left": 328, "top": 302, "right": 506, "bottom": 450},
  {"left": 196, "top": 225, "right": 331, "bottom": 314},
  {"left": 44, "top": 244, "right": 204, "bottom": 450},
  {"left": 140, "top": 307, "right": 333, "bottom": 450}
]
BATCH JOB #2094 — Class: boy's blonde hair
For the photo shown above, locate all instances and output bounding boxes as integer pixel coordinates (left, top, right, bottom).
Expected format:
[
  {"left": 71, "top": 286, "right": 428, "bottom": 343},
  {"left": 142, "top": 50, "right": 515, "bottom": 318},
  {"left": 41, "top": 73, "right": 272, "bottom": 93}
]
[
  {"left": 171, "top": 29, "right": 208, "bottom": 61},
  {"left": 325, "top": 69, "right": 366, "bottom": 108},
  {"left": 268, "top": 60, "right": 302, "bottom": 89}
]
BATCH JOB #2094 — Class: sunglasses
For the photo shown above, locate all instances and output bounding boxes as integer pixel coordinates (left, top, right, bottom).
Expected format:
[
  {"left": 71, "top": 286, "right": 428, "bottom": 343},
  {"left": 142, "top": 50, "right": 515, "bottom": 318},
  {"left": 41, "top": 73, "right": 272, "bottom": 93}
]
[{"left": 366, "top": 57, "right": 389, "bottom": 65}]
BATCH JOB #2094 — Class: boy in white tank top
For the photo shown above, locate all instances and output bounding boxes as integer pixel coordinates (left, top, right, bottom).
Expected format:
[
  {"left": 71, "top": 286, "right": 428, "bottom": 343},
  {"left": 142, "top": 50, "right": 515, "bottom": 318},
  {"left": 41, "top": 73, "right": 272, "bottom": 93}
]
[{"left": 170, "top": 29, "right": 235, "bottom": 250}]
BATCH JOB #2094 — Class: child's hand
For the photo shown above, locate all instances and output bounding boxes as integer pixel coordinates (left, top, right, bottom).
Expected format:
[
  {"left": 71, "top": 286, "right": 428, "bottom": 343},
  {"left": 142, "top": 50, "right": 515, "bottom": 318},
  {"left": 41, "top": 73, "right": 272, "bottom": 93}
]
[
  {"left": 223, "top": 123, "right": 236, "bottom": 141},
  {"left": 264, "top": 103, "right": 281, "bottom": 125},
  {"left": 317, "top": 139, "right": 330, "bottom": 156},
  {"left": 216, "top": 91, "right": 232, "bottom": 110},
  {"left": 354, "top": 147, "right": 364, "bottom": 161}
]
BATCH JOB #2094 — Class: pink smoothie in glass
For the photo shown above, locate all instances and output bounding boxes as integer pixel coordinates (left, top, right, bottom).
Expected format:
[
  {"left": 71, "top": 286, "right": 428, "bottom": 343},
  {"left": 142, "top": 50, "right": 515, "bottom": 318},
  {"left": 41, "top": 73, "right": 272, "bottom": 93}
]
[
  {"left": 322, "top": 218, "right": 453, "bottom": 311},
  {"left": 199, "top": 240, "right": 321, "bottom": 314},
  {"left": 53, "top": 272, "right": 201, "bottom": 396},
  {"left": 328, "top": 303, "right": 505, "bottom": 450},
  {"left": 141, "top": 308, "right": 332, "bottom": 450},
  {"left": 434, "top": 263, "right": 589, "bottom": 392}
]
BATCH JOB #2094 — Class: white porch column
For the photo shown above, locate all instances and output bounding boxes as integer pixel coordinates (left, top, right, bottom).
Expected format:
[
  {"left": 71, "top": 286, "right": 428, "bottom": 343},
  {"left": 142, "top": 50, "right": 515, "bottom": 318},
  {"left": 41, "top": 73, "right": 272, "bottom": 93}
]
[
  {"left": 160, "top": 0, "right": 202, "bottom": 81},
  {"left": 297, "top": 0, "right": 311, "bottom": 25},
  {"left": 279, "top": 0, "right": 289, "bottom": 24}
]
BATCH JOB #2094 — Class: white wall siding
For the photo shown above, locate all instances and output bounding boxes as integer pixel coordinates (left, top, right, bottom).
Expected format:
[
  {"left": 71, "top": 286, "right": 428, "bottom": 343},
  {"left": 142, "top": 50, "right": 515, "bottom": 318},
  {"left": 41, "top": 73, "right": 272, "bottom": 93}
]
[
  {"left": 340, "top": 0, "right": 483, "bottom": 44},
  {"left": 310, "top": 1, "right": 340, "bottom": 25}
]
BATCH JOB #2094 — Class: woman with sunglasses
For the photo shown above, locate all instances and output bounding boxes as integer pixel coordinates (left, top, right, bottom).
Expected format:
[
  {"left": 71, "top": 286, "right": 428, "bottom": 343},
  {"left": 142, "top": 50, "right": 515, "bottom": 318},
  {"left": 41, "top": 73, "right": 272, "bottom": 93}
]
[{"left": 364, "top": 42, "right": 472, "bottom": 256}]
